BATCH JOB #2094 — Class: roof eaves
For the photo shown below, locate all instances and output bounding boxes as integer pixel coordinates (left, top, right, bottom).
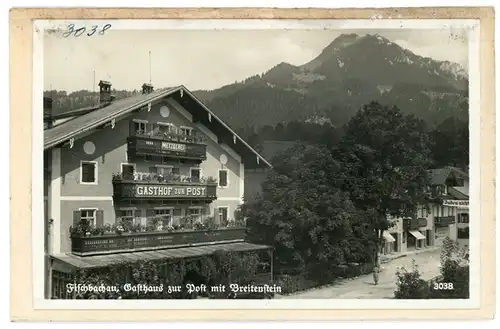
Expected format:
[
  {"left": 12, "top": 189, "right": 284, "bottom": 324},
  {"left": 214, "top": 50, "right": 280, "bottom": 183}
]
[
  {"left": 44, "top": 86, "right": 182, "bottom": 150},
  {"left": 181, "top": 86, "right": 272, "bottom": 169}
]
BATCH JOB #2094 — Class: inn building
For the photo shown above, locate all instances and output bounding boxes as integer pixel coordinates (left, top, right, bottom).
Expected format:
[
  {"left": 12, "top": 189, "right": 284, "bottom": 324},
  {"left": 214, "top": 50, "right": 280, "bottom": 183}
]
[
  {"left": 43, "top": 81, "right": 273, "bottom": 299},
  {"left": 382, "top": 166, "right": 469, "bottom": 255}
]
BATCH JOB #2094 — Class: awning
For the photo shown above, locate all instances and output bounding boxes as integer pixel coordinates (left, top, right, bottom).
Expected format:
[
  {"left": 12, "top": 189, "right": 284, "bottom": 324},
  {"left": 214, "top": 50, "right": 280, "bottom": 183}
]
[
  {"left": 383, "top": 231, "right": 395, "bottom": 243},
  {"left": 52, "top": 242, "right": 272, "bottom": 270},
  {"left": 409, "top": 230, "right": 426, "bottom": 240}
]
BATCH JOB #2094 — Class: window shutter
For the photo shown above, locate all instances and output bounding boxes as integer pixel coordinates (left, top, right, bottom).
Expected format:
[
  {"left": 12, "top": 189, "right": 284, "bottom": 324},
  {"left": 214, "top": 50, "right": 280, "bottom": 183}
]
[
  {"left": 219, "top": 170, "right": 228, "bottom": 186},
  {"left": 129, "top": 120, "right": 136, "bottom": 135},
  {"left": 96, "top": 210, "right": 104, "bottom": 227},
  {"left": 73, "top": 210, "right": 81, "bottom": 227}
]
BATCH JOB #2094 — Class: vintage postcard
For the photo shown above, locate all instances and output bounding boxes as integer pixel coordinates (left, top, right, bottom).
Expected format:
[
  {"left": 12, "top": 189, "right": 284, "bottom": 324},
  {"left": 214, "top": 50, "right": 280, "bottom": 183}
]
[{"left": 10, "top": 7, "right": 495, "bottom": 321}]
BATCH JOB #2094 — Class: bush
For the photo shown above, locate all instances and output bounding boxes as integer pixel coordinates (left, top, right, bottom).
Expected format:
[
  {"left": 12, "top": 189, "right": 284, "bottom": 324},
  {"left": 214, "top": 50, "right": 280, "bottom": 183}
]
[
  {"left": 276, "top": 274, "right": 317, "bottom": 294},
  {"left": 394, "top": 262, "right": 429, "bottom": 299},
  {"left": 394, "top": 238, "right": 470, "bottom": 299}
]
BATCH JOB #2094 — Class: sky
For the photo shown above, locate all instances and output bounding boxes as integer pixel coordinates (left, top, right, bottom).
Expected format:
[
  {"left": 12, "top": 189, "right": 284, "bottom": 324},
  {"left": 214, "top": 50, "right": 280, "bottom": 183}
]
[{"left": 44, "top": 28, "right": 469, "bottom": 93}]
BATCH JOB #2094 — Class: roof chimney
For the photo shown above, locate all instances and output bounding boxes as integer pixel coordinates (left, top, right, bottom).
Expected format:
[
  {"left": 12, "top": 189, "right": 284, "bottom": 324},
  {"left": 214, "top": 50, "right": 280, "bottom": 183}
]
[
  {"left": 43, "top": 96, "right": 53, "bottom": 129},
  {"left": 142, "top": 83, "right": 154, "bottom": 94},
  {"left": 98, "top": 80, "right": 113, "bottom": 104}
]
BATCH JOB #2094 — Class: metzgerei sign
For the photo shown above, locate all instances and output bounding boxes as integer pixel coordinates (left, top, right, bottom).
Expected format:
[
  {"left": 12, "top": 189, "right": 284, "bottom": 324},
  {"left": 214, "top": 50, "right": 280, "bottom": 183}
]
[
  {"left": 135, "top": 185, "right": 206, "bottom": 197},
  {"left": 161, "top": 142, "right": 186, "bottom": 152}
]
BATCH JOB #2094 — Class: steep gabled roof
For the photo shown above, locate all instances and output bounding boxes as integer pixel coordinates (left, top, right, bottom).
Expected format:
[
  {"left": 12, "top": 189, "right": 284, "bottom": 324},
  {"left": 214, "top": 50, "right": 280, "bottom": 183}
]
[
  {"left": 43, "top": 85, "right": 272, "bottom": 169},
  {"left": 428, "top": 166, "right": 469, "bottom": 185}
]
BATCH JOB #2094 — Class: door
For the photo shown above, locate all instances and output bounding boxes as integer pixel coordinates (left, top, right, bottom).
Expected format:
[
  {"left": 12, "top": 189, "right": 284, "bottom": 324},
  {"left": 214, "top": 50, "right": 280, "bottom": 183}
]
[{"left": 122, "top": 164, "right": 135, "bottom": 180}]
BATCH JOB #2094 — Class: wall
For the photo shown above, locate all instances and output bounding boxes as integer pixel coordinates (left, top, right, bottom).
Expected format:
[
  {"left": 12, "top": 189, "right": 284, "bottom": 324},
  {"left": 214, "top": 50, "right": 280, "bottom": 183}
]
[{"left": 53, "top": 95, "right": 245, "bottom": 254}]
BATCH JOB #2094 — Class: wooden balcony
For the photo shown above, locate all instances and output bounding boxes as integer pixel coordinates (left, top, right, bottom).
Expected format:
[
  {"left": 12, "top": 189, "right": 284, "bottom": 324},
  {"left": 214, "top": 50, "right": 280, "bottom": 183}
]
[
  {"left": 112, "top": 173, "right": 217, "bottom": 201},
  {"left": 403, "top": 217, "right": 427, "bottom": 231},
  {"left": 128, "top": 125, "right": 207, "bottom": 161},
  {"left": 434, "top": 216, "right": 456, "bottom": 227},
  {"left": 71, "top": 227, "right": 246, "bottom": 256}
]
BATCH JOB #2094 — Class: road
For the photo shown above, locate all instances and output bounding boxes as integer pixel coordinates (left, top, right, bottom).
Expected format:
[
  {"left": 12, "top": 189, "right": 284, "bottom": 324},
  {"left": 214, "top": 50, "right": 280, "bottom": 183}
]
[{"left": 276, "top": 248, "right": 442, "bottom": 299}]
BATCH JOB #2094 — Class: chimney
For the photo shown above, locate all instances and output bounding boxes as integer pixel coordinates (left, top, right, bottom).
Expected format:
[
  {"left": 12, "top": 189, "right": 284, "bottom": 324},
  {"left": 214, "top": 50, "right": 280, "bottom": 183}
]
[
  {"left": 98, "top": 80, "right": 112, "bottom": 104},
  {"left": 142, "top": 83, "right": 154, "bottom": 94},
  {"left": 43, "top": 96, "right": 53, "bottom": 129}
]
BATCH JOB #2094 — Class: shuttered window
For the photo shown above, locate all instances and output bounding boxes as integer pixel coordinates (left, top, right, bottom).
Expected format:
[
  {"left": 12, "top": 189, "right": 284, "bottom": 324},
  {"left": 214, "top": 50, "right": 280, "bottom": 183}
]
[
  {"left": 218, "top": 170, "right": 228, "bottom": 187},
  {"left": 218, "top": 207, "right": 228, "bottom": 225},
  {"left": 80, "top": 161, "right": 97, "bottom": 183},
  {"left": 73, "top": 209, "right": 103, "bottom": 227}
]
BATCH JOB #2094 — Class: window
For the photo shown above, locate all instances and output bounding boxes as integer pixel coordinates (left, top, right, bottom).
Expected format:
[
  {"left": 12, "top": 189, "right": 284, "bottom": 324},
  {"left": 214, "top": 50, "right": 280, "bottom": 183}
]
[
  {"left": 402, "top": 232, "right": 406, "bottom": 243},
  {"left": 134, "top": 121, "right": 147, "bottom": 134},
  {"left": 80, "top": 161, "right": 97, "bottom": 184},
  {"left": 190, "top": 168, "right": 201, "bottom": 182},
  {"left": 218, "top": 207, "right": 228, "bottom": 225},
  {"left": 154, "top": 208, "right": 173, "bottom": 226},
  {"left": 117, "top": 209, "right": 137, "bottom": 225},
  {"left": 80, "top": 209, "right": 96, "bottom": 226},
  {"left": 121, "top": 163, "right": 135, "bottom": 180},
  {"left": 218, "top": 169, "right": 228, "bottom": 187},
  {"left": 157, "top": 122, "right": 176, "bottom": 134},
  {"left": 189, "top": 208, "right": 202, "bottom": 223},
  {"left": 180, "top": 126, "right": 192, "bottom": 137},
  {"left": 150, "top": 166, "right": 173, "bottom": 175},
  {"left": 456, "top": 178, "right": 465, "bottom": 187},
  {"left": 458, "top": 213, "right": 469, "bottom": 224}
]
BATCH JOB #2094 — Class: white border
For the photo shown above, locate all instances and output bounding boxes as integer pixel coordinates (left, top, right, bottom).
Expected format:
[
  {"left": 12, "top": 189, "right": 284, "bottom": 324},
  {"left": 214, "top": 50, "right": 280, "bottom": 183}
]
[{"left": 34, "top": 18, "right": 481, "bottom": 310}]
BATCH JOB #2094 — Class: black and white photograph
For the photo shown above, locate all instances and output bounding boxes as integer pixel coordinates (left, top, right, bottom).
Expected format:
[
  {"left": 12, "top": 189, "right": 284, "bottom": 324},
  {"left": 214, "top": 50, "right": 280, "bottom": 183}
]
[{"left": 35, "top": 18, "right": 481, "bottom": 306}]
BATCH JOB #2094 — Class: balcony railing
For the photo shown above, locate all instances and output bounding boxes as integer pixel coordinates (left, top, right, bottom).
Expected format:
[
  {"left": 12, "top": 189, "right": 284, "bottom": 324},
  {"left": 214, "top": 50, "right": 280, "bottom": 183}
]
[
  {"left": 435, "top": 216, "right": 456, "bottom": 227},
  {"left": 403, "top": 217, "right": 427, "bottom": 231},
  {"left": 112, "top": 172, "right": 217, "bottom": 200},
  {"left": 71, "top": 226, "right": 246, "bottom": 256},
  {"left": 128, "top": 124, "right": 207, "bottom": 161}
]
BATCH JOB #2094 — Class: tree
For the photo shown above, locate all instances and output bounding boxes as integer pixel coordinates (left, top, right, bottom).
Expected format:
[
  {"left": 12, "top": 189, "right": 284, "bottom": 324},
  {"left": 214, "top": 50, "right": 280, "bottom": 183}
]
[
  {"left": 242, "top": 143, "right": 373, "bottom": 274},
  {"left": 430, "top": 116, "right": 469, "bottom": 169},
  {"left": 336, "top": 101, "right": 432, "bottom": 267}
]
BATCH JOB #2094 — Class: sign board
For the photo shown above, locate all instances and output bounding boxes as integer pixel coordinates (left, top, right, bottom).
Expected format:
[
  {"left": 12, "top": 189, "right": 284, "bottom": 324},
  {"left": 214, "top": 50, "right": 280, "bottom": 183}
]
[
  {"left": 161, "top": 142, "right": 186, "bottom": 152},
  {"left": 442, "top": 200, "right": 469, "bottom": 208},
  {"left": 136, "top": 185, "right": 206, "bottom": 197}
]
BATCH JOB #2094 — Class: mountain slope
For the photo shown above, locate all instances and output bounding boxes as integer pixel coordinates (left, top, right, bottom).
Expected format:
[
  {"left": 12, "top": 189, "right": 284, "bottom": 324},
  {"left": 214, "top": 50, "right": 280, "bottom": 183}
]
[{"left": 194, "top": 33, "right": 468, "bottom": 129}]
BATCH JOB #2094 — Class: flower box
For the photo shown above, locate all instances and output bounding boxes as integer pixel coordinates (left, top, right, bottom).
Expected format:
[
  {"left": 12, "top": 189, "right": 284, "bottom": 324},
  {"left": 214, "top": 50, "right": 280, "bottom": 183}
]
[{"left": 71, "top": 227, "right": 246, "bottom": 256}]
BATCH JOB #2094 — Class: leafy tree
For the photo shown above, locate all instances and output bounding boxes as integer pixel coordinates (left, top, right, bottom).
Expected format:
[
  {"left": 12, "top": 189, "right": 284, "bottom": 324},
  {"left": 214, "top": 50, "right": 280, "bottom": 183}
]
[
  {"left": 336, "top": 101, "right": 432, "bottom": 267},
  {"left": 429, "top": 116, "right": 469, "bottom": 169},
  {"left": 242, "top": 143, "right": 373, "bottom": 274}
]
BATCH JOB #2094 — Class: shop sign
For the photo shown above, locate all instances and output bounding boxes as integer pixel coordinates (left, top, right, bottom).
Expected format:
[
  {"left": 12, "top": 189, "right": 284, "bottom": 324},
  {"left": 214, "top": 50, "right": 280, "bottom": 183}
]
[
  {"left": 161, "top": 142, "right": 186, "bottom": 152},
  {"left": 136, "top": 185, "right": 206, "bottom": 197},
  {"left": 442, "top": 200, "right": 469, "bottom": 208}
]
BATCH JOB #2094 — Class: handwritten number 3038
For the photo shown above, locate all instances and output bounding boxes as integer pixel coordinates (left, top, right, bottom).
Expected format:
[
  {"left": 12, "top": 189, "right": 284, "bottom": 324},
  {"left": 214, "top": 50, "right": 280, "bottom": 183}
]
[{"left": 63, "top": 24, "right": 112, "bottom": 38}]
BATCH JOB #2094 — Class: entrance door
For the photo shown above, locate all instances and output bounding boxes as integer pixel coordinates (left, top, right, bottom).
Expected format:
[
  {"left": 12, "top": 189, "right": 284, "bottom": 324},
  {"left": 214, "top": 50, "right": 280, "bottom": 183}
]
[{"left": 392, "top": 233, "right": 399, "bottom": 252}]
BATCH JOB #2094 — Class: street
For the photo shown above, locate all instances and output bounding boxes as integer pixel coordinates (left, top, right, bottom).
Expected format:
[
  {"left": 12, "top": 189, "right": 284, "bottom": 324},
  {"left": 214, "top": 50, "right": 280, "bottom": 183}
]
[{"left": 276, "top": 248, "right": 442, "bottom": 299}]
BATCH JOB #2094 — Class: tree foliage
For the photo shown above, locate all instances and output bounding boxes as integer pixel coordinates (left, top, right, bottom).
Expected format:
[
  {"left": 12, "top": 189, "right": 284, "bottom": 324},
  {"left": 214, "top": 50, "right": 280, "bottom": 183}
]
[
  {"left": 429, "top": 116, "right": 469, "bottom": 169},
  {"left": 335, "top": 102, "right": 433, "bottom": 263},
  {"left": 243, "top": 143, "right": 375, "bottom": 274}
]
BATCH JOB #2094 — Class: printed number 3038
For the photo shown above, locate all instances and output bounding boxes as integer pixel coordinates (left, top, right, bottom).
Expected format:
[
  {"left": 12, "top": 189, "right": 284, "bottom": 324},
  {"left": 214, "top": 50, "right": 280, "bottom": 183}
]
[
  {"left": 433, "top": 282, "right": 454, "bottom": 290},
  {"left": 62, "top": 24, "right": 112, "bottom": 38}
]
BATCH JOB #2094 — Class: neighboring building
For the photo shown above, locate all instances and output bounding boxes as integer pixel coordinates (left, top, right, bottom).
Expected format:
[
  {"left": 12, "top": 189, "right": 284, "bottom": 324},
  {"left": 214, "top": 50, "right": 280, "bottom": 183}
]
[
  {"left": 383, "top": 166, "right": 469, "bottom": 255},
  {"left": 44, "top": 81, "right": 273, "bottom": 299},
  {"left": 244, "top": 140, "right": 297, "bottom": 202}
]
